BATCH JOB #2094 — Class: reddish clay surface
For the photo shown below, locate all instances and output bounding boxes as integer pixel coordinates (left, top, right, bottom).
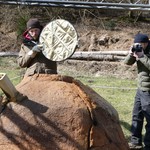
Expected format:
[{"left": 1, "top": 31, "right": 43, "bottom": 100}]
[{"left": 0, "top": 74, "right": 129, "bottom": 150}]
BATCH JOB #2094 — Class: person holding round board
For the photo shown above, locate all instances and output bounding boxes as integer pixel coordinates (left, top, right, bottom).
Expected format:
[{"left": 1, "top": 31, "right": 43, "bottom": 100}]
[{"left": 18, "top": 18, "right": 78, "bottom": 77}]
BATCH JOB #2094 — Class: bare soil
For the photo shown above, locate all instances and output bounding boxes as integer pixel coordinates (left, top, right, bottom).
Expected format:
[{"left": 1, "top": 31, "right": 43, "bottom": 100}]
[
  {"left": 0, "top": 20, "right": 149, "bottom": 52},
  {"left": 1, "top": 6, "right": 150, "bottom": 78},
  {"left": 1, "top": 6, "right": 150, "bottom": 53}
]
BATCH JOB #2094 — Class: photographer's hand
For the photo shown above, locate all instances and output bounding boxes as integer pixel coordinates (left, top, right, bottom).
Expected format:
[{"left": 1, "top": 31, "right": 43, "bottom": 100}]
[
  {"left": 129, "top": 46, "right": 134, "bottom": 56},
  {"left": 133, "top": 51, "right": 144, "bottom": 59}
]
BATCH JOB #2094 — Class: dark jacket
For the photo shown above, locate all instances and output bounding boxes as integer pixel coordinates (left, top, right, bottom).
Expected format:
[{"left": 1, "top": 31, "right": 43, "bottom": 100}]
[
  {"left": 17, "top": 32, "right": 57, "bottom": 76},
  {"left": 124, "top": 42, "right": 150, "bottom": 91}
]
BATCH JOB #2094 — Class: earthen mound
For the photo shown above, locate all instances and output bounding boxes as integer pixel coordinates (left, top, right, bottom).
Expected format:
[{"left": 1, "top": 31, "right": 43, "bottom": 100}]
[{"left": 0, "top": 74, "right": 129, "bottom": 150}]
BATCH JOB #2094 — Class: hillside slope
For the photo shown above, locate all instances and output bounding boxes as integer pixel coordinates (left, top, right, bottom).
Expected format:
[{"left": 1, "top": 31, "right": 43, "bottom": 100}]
[{"left": 1, "top": 5, "right": 150, "bottom": 52}]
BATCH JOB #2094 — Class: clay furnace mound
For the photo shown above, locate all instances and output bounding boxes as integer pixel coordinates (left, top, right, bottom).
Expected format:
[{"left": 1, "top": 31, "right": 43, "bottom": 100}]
[{"left": 0, "top": 74, "right": 129, "bottom": 150}]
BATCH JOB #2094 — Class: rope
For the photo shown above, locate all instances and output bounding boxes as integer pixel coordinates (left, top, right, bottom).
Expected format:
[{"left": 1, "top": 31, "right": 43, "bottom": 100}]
[{"left": 90, "top": 85, "right": 137, "bottom": 90}]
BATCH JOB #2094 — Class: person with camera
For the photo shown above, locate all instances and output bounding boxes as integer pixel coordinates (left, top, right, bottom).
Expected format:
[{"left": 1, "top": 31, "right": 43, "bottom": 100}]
[
  {"left": 124, "top": 33, "right": 150, "bottom": 150},
  {"left": 17, "top": 18, "right": 57, "bottom": 77}
]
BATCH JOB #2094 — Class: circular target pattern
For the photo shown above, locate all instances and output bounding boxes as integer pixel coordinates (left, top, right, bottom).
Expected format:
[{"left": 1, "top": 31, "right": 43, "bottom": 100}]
[{"left": 40, "top": 19, "right": 78, "bottom": 61}]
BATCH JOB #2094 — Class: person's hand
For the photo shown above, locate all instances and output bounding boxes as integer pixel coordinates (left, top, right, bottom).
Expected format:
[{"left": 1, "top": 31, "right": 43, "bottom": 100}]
[
  {"left": 32, "top": 44, "right": 43, "bottom": 52},
  {"left": 129, "top": 46, "right": 134, "bottom": 56},
  {"left": 133, "top": 51, "right": 144, "bottom": 59},
  {"left": 129, "top": 44, "right": 144, "bottom": 59},
  {"left": 28, "top": 44, "right": 43, "bottom": 58}
]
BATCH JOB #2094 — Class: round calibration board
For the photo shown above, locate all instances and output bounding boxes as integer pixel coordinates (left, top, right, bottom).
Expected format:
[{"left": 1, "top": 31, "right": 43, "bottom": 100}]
[{"left": 40, "top": 19, "right": 78, "bottom": 61}]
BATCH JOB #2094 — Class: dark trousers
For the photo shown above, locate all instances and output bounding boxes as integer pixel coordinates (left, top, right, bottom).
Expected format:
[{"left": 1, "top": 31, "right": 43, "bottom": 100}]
[{"left": 130, "top": 88, "right": 150, "bottom": 148}]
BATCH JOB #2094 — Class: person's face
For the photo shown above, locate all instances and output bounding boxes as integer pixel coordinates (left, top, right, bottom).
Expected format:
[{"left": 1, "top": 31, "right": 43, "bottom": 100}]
[
  {"left": 28, "top": 28, "right": 41, "bottom": 40},
  {"left": 139, "top": 42, "right": 148, "bottom": 50}
]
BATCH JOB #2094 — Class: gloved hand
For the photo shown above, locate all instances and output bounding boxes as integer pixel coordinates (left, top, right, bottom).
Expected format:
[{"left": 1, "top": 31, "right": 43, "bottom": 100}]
[
  {"left": 32, "top": 44, "right": 43, "bottom": 52},
  {"left": 28, "top": 44, "right": 43, "bottom": 58}
]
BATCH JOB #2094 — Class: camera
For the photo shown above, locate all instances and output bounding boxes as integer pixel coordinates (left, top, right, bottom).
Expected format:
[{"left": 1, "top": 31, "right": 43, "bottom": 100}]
[{"left": 131, "top": 43, "right": 143, "bottom": 52}]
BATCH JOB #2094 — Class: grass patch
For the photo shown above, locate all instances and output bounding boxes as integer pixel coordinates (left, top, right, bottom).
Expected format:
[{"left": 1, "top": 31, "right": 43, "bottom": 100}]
[
  {"left": 0, "top": 57, "right": 22, "bottom": 85},
  {"left": 76, "top": 76, "right": 137, "bottom": 139}
]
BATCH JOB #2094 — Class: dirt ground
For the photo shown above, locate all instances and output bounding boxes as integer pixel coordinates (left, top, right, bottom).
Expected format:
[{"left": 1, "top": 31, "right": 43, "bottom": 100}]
[
  {"left": 0, "top": 23, "right": 146, "bottom": 52},
  {"left": 1, "top": 6, "right": 150, "bottom": 78},
  {"left": 1, "top": 6, "right": 150, "bottom": 53}
]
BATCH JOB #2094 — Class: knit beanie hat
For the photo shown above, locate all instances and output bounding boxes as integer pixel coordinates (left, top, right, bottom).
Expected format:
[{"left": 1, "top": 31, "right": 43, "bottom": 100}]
[
  {"left": 134, "top": 33, "right": 149, "bottom": 43},
  {"left": 26, "top": 18, "right": 42, "bottom": 30}
]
